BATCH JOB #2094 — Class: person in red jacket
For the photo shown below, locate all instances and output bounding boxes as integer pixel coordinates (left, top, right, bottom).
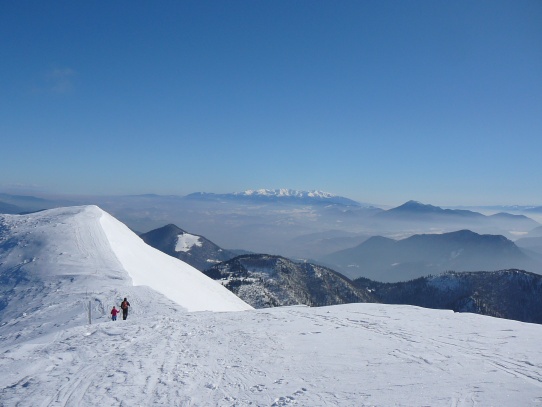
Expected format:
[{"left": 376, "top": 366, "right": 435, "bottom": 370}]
[
  {"left": 120, "top": 298, "right": 130, "bottom": 320},
  {"left": 111, "top": 306, "right": 119, "bottom": 321}
]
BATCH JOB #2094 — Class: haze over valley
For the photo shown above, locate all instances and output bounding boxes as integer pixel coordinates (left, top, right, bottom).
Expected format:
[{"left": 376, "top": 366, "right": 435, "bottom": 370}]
[{"left": 1, "top": 189, "right": 541, "bottom": 286}]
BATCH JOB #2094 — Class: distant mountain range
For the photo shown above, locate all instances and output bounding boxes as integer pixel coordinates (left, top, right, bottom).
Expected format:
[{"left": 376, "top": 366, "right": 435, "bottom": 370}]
[
  {"left": 140, "top": 224, "right": 237, "bottom": 271},
  {"left": 0, "top": 201, "right": 22, "bottom": 214},
  {"left": 515, "top": 236, "right": 542, "bottom": 261},
  {"left": 460, "top": 204, "right": 542, "bottom": 212},
  {"left": 376, "top": 200, "right": 485, "bottom": 220},
  {"left": 319, "top": 229, "right": 541, "bottom": 282},
  {"left": 372, "top": 200, "right": 539, "bottom": 234},
  {"left": 2, "top": 192, "right": 541, "bottom": 263},
  {"left": 139, "top": 219, "right": 542, "bottom": 290},
  {"left": 0, "top": 193, "right": 77, "bottom": 214},
  {"left": 186, "top": 189, "right": 364, "bottom": 206},
  {"left": 526, "top": 226, "right": 542, "bottom": 237},
  {"left": 354, "top": 270, "right": 542, "bottom": 324},
  {"left": 137, "top": 222, "right": 542, "bottom": 324}
]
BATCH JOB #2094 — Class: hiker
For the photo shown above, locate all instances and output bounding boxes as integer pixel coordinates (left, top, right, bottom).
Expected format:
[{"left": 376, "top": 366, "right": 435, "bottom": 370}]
[
  {"left": 111, "top": 306, "right": 119, "bottom": 321},
  {"left": 121, "top": 297, "right": 131, "bottom": 320}
]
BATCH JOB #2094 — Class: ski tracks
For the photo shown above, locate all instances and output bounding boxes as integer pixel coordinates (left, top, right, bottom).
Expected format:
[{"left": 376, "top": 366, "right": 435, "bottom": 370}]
[{"left": 3, "top": 304, "right": 542, "bottom": 406}]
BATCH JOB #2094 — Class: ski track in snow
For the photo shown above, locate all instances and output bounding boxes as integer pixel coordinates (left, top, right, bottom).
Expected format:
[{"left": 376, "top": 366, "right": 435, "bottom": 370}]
[{"left": 2, "top": 304, "right": 542, "bottom": 407}]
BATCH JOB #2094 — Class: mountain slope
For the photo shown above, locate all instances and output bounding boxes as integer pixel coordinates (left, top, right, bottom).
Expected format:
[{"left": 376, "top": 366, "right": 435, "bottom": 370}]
[
  {"left": 527, "top": 225, "right": 542, "bottom": 237},
  {"left": 354, "top": 269, "right": 542, "bottom": 324},
  {"left": 140, "top": 224, "right": 236, "bottom": 271},
  {"left": 516, "top": 236, "right": 542, "bottom": 258},
  {"left": 204, "top": 254, "right": 376, "bottom": 308},
  {"left": 375, "top": 200, "right": 485, "bottom": 220},
  {"left": 0, "top": 205, "right": 251, "bottom": 337},
  {"left": 0, "top": 200, "right": 24, "bottom": 214},
  {"left": 488, "top": 212, "right": 540, "bottom": 230},
  {"left": 371, "top": 201, "right": 540, "bottom": 237},
  {"left": 320, "top": 230, "right": 540, "bottom": 282}
]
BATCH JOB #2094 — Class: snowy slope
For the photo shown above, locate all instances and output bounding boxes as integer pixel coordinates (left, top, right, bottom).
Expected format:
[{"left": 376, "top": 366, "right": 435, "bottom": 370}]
[
  {"left": 0, "top": 205, "right": 251, "bottom": 340},
  {"left": 1, "top": 206, "right": 542, "bottom": 406},
  {"left": 1, "top": 304, "right": 542, "bottom": 406},
  {"left": 97, "top": 207, "right": 251, "bottom": 312}
]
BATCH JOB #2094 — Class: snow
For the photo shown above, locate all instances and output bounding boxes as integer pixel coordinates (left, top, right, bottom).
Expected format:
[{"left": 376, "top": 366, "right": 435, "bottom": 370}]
[
  {"left": 2, "top": 304, "right": 542, "bottom": 406},
  {"left": 174, "top": 233, "right": 202, "bottom": 252},
  {"left": 237, "top": 188, "right": 335, "bottom": 199},
  {"left": 98, "top": 208, "right": 251, "bottom": 312},
  {"left": 0, "top": 205, "right": 251, "bottom": 323},
  {"left": 2, "top": 206, "right": 542, "bottom": 406}
]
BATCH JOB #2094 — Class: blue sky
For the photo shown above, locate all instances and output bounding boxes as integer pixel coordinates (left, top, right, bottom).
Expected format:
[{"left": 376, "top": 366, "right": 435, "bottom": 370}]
[{"left": 1, "top": 1, "right": 541, "bottom": 206}]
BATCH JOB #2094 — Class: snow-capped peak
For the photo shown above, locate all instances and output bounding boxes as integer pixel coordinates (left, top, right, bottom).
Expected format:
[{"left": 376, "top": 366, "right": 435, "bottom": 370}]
[{"left": 236, "top": 189, "right": 336, "bottom": 199}]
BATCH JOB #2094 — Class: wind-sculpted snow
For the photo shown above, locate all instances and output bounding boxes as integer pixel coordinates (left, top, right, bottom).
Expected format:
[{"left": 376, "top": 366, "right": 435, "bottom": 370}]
[
  {"left": 1, "top": 304, "right": 542, "bottom": 406},
  {"left": 0, "top": 205, "right": 251, "bottom": 341},
  {"left": 98, "top": 208, "right": 251, "bottom": 312}
]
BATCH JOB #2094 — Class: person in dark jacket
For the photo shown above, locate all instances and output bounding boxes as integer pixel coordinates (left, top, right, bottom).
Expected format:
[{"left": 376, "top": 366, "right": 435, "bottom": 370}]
[{"left": 120, "top": 297, "right": 130, "bottom": 320}]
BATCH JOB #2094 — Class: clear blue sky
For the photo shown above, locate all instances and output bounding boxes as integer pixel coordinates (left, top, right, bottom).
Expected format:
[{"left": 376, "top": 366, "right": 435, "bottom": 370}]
[{"left": 1, "top": 1, "right": 541, "bottom": 206}]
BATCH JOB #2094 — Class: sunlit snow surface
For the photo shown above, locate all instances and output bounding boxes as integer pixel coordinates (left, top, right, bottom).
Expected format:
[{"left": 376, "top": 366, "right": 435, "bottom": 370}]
[
  {"left": 0, "top": 205, "right": 250, "bottom": 337},
  {"left": 1, "top": 206, "right": 542, "bottom": 406},
  {"left": 2, "top": 304, "right": 542, "bottom": 406}
]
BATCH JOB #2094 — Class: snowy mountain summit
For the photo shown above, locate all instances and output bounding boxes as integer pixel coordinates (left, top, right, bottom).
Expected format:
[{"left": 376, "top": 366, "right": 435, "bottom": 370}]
[
  {"left": 236, "top": 188, "right": 336, "bottom": 199},
  {"left": 2, "top": 206, "right": 542, "bottom": 406},
  {"left": 235, "top": 188, "right": 361, "bottom": 205},
  {"left": 0, "top": 206, "right": 251, "bottom": 336},
  {"left": 187, "top": 188, "right": 363, "bottom": 206}
]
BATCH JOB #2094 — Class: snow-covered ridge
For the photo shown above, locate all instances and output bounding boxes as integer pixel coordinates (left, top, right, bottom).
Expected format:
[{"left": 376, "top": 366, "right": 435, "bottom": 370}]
[
  {"left": 98, "top": 208, "right": 251, "bottom": 312},
  {"left": 0, "top": 205, "right": 251, "bottom": 328},
  {"left": 186, "top": 188, "right": 363, "bottom": 206},
  {"left": 235, "top": 189, "right": 337, "bottom": 199}
]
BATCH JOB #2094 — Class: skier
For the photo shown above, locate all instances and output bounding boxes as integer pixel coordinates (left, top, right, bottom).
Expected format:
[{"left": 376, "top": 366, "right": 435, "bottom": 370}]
[
  {"left": 111, "top": 306, "right": 119, "bottom": 321},
  {"left": 120, "top": 297, "right": 130, "bottom": 320}
]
